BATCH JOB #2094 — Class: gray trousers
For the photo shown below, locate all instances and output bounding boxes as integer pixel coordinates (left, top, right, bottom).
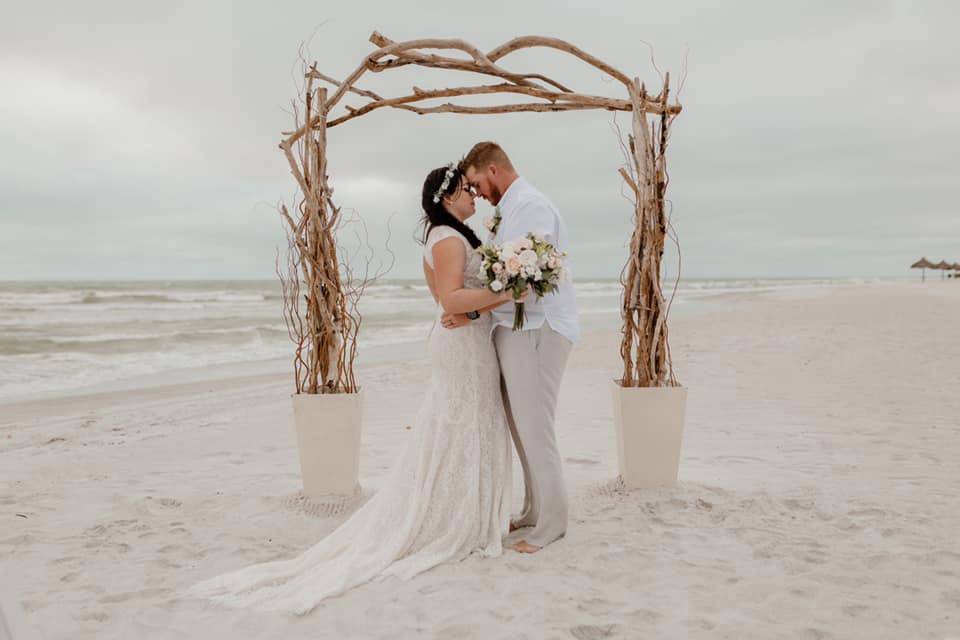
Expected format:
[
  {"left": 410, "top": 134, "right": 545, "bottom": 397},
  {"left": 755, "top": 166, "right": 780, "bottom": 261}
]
[{"left": 494, "top": 324, "right": 573, "bottom": 547}]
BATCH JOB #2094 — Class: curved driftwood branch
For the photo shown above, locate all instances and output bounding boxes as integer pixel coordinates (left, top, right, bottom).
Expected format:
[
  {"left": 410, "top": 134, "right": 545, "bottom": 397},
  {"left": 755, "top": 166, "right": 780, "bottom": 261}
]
[
  {"left": 369, "top": 32, "right": 571, "bottom": 92},
  {"left": 306, "top": 69, "right": 383, "bottom": 101},
  {"left": 325, "top": 83, "right": 634, "bottom": 128},
  {"left": 389, "top": 101, "right": 602, "bottom": 118},
  {"left": 486, "top": 35, "right": 633, "bottom": 88},
  {"left": 367, "top": 32, "right": 495, "bottom": 66}
]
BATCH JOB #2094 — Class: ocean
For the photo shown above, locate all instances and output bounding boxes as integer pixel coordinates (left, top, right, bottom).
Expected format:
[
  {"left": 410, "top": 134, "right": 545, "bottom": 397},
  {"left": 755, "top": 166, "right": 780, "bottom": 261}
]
[{"left": 0, "top": 277, "right": 875, "bottom": 401}]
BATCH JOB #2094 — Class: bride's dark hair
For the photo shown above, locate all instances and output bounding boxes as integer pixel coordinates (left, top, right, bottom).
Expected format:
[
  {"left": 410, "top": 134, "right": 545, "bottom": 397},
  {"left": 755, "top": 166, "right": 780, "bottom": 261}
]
[{"left": 418, "top": 166, "right": 482, "bottom": 249}]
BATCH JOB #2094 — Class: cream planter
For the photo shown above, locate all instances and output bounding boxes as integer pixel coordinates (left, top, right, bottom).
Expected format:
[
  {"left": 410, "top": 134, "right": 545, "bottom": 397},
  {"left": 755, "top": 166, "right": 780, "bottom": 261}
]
[
  {"left": 610, "top": 381, "right": 687, "bottom": 489},
  {"left": 291, "top": 391, "right": 363, "bottom": 498}
]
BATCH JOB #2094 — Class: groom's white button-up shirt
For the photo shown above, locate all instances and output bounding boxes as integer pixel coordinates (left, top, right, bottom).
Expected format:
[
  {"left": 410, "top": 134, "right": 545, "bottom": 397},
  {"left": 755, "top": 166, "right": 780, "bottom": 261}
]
[{"left": 487, "top": 176, "right": 581, "bottom": 344}]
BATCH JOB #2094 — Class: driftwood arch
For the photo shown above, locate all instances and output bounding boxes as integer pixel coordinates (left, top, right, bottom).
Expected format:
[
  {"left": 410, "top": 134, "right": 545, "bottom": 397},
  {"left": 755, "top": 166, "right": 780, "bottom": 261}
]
[{"left": 277, "top": 31, "right": 682, "bottom": 394}]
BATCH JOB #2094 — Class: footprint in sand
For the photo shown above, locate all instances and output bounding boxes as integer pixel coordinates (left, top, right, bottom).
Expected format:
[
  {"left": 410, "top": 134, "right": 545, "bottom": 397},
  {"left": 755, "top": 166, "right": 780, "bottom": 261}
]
[
  {"left": 417, "top": 583, "right": 444, "bottom": 595},
  {"left": 98, "top": 587, "right": 168, "bottom": 604},
  {"left": 711, "top": 455, "right": 763, "bottom": 464},
  {"left": 80, "top": 610, "right": 109, "bottom": 623},
  {"left": 692, "top": 618, "right": 717, "bottom": 631},
  {"left": 782, "top": 497, "right": 815, "bottom": 511},
  {"left": 842, "top": 603, "right": 870, "bottom": 617},
  {"left": 570, "top": 624, "right": 620, "bottom": 640}
]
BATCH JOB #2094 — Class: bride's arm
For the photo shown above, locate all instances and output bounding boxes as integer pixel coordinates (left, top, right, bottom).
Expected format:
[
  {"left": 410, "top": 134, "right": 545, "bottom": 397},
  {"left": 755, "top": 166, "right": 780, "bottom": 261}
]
[{"left": 432, "top": 238, "right": 511, "bottom": 314}]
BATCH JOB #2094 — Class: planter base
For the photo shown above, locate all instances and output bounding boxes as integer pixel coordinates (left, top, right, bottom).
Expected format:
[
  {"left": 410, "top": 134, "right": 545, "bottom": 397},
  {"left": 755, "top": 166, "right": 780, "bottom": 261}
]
[
  {"left": 610, "top": 381, "right": 687, "bottom": 489},
  {"left": 291, "top": 391, "right": 363, "bottom": 499}
]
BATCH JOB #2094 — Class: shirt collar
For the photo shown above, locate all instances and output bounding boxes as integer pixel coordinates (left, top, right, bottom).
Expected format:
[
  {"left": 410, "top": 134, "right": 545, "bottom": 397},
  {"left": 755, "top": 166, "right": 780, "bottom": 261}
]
[{"left": 496, "top": 176, "right": 526, "bottom": 215}]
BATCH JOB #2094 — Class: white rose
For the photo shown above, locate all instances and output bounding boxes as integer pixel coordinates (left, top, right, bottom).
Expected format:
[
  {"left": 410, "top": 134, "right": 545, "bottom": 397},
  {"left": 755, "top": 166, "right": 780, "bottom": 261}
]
[
  {"left": 547, "top": 256, "right": 561, "bottom": 270},
  {"left": 534, "top": 269, "right": 543, "bottom": 281},
  {"left": 518, "top": 237, "right": 534, "bottom": 250},
  {"left": 500, "top": 241, "right": 516, "bottom": 255},
  {"left": 490, "top": 280, "right": 504, "bottom": 292},
  {"left": 492, "top": 262, "right": 504, "bottom": 274},
  {"left": 519, "top": 249, "right": 538, "bottom": 267}
]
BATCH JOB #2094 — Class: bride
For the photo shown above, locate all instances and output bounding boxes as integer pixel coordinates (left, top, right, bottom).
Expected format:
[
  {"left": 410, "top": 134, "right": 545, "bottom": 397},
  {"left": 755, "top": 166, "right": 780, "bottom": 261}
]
[{"left": 186, "top": 163, "right": 524, "bottom": 615}]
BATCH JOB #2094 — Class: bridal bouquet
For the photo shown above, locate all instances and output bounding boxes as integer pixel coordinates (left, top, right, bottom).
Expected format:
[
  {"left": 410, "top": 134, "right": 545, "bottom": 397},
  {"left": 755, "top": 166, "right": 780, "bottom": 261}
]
[{"left": 476, "top": 233, "right": 568, "bottom": 330}]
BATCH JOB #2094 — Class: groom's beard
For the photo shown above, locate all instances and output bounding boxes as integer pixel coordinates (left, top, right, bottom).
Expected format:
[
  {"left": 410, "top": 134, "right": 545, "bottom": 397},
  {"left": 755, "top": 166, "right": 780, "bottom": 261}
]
[{"left": 489, "top": 183, "right": 503, "bottom": 205}]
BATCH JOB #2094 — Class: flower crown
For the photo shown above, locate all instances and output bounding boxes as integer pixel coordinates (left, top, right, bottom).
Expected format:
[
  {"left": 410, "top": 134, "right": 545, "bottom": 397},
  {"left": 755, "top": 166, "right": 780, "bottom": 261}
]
[{"left": 432, "top": 162, "right": 458, "bottom": 203}]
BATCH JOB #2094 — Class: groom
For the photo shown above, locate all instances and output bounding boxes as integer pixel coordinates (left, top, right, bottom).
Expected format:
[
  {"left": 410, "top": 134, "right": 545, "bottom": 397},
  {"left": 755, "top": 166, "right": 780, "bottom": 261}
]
[{"left": 452, "top": 141, "right": 580, "bottom": 553}]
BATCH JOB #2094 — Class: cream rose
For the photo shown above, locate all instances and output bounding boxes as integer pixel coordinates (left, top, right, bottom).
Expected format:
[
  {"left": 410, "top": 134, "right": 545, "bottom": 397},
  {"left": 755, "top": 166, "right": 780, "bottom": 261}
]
[{"left": 519, "top": 249, "right": 538, "bottom": 267}]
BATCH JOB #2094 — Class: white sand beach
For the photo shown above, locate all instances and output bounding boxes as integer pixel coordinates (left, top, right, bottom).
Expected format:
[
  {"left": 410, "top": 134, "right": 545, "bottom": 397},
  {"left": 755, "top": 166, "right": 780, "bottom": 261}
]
[{"left": 2, "top": 281, "right": 958, "bottom": 639}]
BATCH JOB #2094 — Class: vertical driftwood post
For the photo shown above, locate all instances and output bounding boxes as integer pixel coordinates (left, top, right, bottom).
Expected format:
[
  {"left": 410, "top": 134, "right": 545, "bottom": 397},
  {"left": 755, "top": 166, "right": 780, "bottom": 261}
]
[
  {"left": 278, "top": 79, "right": 359, "bottom": 395},
  {"left": 619, "top": 74, "right": 677, "bottom": 388}
]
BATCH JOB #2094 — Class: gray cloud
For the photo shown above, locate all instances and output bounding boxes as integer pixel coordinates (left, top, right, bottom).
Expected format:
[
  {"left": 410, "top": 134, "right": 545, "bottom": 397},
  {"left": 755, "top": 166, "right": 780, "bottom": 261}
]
[{"left": 1, "top": 0, "right": 958, "bottom": 280}]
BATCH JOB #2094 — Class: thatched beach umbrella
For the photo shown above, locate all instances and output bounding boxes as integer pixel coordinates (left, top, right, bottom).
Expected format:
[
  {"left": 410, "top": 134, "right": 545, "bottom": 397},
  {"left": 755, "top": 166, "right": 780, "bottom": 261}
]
[
  {"left": 911, "top": 257, "right": 934, "bottom": 281},
  {"left": 935, "top": 260, "right": 952, "bottom": 279}
]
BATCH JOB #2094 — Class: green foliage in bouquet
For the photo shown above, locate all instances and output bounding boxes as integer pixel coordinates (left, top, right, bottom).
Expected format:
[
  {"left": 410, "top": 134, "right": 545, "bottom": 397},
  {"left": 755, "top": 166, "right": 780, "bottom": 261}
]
[{"left": 476, "top": 233, "right": 568, "bottom": 330}]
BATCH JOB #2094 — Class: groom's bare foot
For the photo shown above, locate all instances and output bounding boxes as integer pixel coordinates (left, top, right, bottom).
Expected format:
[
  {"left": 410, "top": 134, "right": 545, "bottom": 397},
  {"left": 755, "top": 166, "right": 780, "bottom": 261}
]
[{"left": 510, "top": 540, "right": 541, "bottom": 554}]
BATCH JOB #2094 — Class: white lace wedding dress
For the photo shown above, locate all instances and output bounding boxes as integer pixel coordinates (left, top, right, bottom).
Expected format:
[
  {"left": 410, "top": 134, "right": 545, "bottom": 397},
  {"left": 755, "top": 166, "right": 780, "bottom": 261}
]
[{"left": 186, "top": 226, "right": 512, "bottom": 615}]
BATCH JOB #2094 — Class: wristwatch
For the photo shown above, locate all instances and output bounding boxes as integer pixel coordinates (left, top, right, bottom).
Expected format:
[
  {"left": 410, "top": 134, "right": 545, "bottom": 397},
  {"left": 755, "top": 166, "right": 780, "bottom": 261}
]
[{"left": 465, "top": 310, "right": 480, "bottom": 320}]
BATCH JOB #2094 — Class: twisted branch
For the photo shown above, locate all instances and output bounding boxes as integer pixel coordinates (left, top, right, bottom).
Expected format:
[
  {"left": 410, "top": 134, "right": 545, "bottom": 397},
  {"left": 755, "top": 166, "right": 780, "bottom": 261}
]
[{"left": 281, "top": 31, "right": 681, "bottom": 146}]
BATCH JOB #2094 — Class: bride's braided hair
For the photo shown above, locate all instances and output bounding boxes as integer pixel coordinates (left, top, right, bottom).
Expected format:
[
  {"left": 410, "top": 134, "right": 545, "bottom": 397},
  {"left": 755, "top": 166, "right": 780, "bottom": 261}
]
[{"left": 418, "top": 165, "right": 482, "bottom": 250}]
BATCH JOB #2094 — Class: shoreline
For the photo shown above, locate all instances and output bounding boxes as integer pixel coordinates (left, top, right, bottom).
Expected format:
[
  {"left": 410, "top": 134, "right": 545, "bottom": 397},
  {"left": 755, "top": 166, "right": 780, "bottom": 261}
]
[
  {"left": 0, "top": 278, "right": 878, "bottom": 411},
  {"left": 0, "top": 277, "right": 896, "bottom": 407}
]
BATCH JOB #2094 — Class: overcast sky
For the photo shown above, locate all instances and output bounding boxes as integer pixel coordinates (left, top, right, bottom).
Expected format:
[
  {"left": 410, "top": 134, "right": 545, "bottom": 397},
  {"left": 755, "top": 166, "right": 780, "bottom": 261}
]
[{"left": 1, "top": 0, "right": 957, "bottom": 280}]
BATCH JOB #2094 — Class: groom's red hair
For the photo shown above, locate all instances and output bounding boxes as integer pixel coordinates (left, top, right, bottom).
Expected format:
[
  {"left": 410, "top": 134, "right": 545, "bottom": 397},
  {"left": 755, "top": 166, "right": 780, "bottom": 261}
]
[{"left": 460, "top": 141, "right": 515, "bottom": 173}]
